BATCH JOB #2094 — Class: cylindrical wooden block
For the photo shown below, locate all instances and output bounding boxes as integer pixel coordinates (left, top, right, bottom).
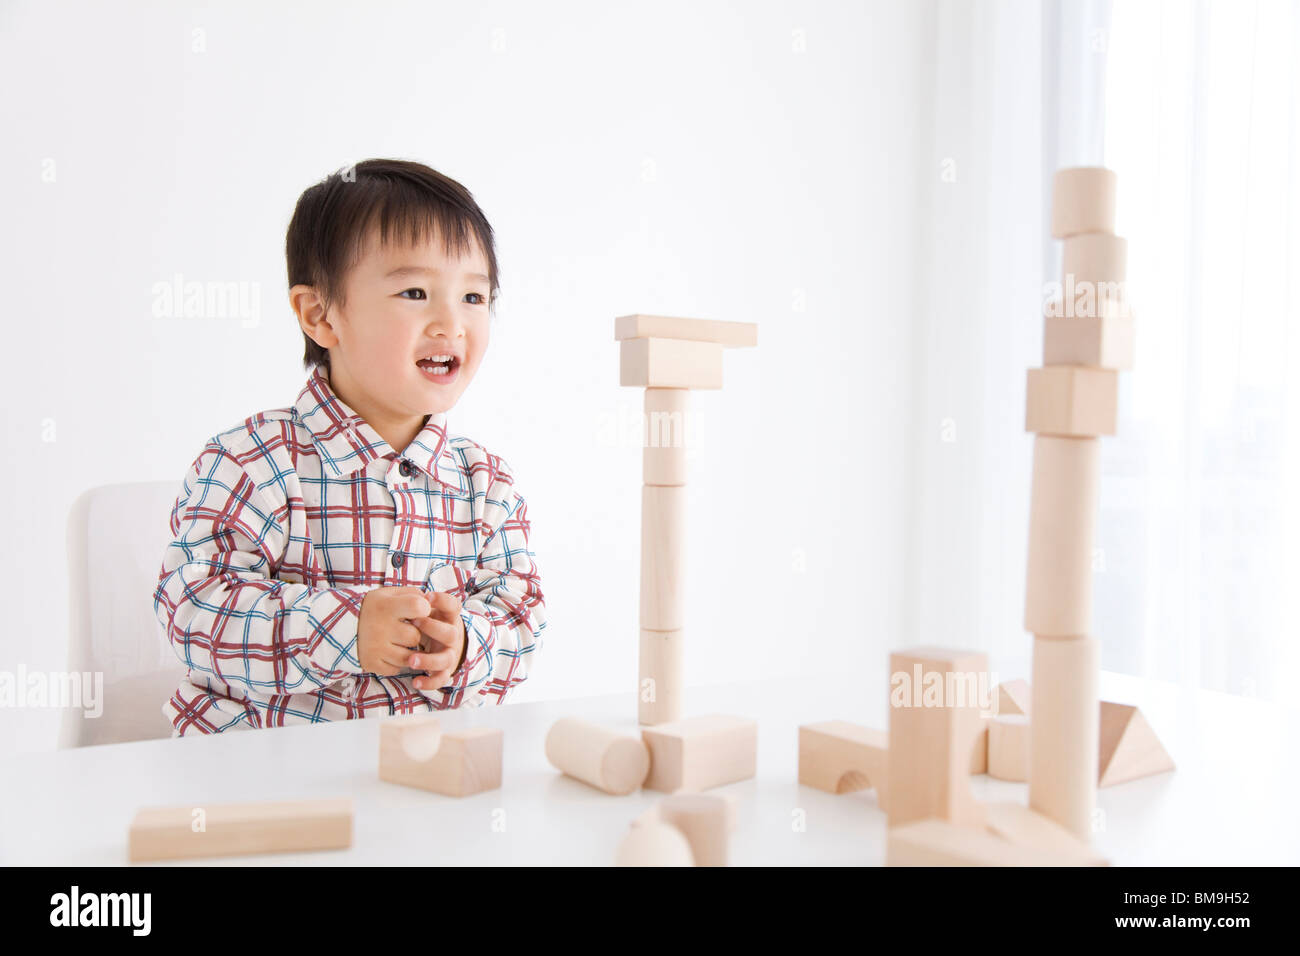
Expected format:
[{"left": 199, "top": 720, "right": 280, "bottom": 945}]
[
  {"left": 644, "top": 388, "right": 689, "bottom": 486},
  {"left": 544, "top": 718, "right": 651, "bottom": 795},
  {"left": 614, "top": 821, "right": 695, "bottom": 866},
  {"left": 1025, "top": 435, "right": 1100, "bottom": 636},
  {"left": 1051, "top": 167, "right": 1117, "bottom": 238},
  {"left": 640, "top": 484, "right": 685, "bottom": 630},
  {"left": 638, "top": 628, "right": 683, "bottom": 725},
  {"left": 988, "top": 714, "right": 1030, "bottom": 782},
  {"left": 1029, "top": 635, "right": 1099, "bottom": 842},
  {"left": 1063, "top": 232, "right": 1127, "bottom": 289},
  {"left": 658, "top": 793, "right": 729, "bottom": 866}
]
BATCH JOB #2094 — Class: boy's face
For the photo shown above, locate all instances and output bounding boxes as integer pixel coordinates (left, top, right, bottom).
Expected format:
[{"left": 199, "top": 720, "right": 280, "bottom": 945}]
[{"left": 312, "top": 226, "right": 491, "bottom": 422}]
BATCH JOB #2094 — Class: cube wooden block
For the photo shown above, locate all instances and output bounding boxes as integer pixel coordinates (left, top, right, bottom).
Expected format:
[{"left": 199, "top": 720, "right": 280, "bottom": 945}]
[
  {"left": 887, "top": 818, "right": 1105, "bottom": 866},
  {"left": 797, "top": 721, "right": 888, "bottom": 808},
  {"left": 641, "top": 714, "right": 757, "bottom": 792},
  {"left": 643, "top": 388, "right": 689, "bottom": 486},
  {"left": 620, "top": 337, "right": 723, "bottom": 389},
  {"left": 1024, "top": 435, "right": 1101, "bottom": 637},
  {"left": 1063, "top": 232, "right": 1128, "bottom": 288},
  {"left": 640, "top": 485, "right": 685, "bottom": 630},
  {"left": 615, "top": 313, "right": 758, "bottom": 348},
  {"left": 988, "top": 715, "right": 1030, "bottom": 782},
  {"left": 128, "top": 797, "right": 352, "bottom": 862},
  {"left": 638, "top": 628, "right": 684, "bottom": 726},
  {"left": 1098, "top": 702, "right": 1175, "bottom": 788},
  {"left": 1051, "top": 167, "right": 1118, "bottom": 238},
  {"left": 379, "top": 716, "right": 502, "bottom": 796},
  {"left": 1044, "top": 312, "right": 1135, "bottom": 370},
  {"left": 1025, "top": 366, "right": 1118, "bottom": 437},
  {"left": 1029, "top": 635, "right": 1100, "bottom": 842},
  {"left": 544, "top": 717, "right": 650, "bottom": 795},
  {"left": 887, "top": 647, "right": 989, "bottom": 830}
]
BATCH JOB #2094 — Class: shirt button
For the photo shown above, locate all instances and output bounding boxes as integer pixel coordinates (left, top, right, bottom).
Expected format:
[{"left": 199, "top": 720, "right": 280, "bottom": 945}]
[
  {"left": 390, "top": 551, "right": 405, "bottom": 568},
  {"left": 399, "top": 460, "right": 415, "bottom": 478}
]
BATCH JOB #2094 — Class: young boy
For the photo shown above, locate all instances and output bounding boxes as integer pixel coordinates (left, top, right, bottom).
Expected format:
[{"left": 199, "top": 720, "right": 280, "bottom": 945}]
[{"left": 153, "top": 159, "right": 547, "bottom": 735}]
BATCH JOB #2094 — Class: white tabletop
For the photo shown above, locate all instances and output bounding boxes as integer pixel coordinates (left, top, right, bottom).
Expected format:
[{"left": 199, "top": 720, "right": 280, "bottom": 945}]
[{"left": 3, "top": 670, "right": 1296, "bottom": 865}]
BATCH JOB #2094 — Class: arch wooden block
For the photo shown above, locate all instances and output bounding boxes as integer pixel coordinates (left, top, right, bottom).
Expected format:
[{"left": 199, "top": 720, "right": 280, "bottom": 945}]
[
  {"left": 1099, "top": 702, "right": 1175, "bottom": 787},
  {"left": 1063, "top": 233, "right": 1128, "bottom": 289},
  {"left": 1025, "top": 366, "right": 1118, "bottom": 437},
  {"left": 615, "top": 313, "right": 758, "bottom": 348},
  {"left": 1044, "top": 311, "right": 1135, "bottom": 371},
  {"left": 640, "top": 485, "right": 685, "bottom": 630},
  {"left": 886, "top": 647, "right": 990, "bottom": 830},
  {"left": 1025, "top": 435, "right": 1101, "bottom": 637},
  {"left": 641, "top": 714, "right": 757, "bottom": 792},
  {"left": 997, "top": 679, "right": 1031, "bottom": 716},
  {"left": 1029, "top": 636, "right": 1099, "bottom": 842},
  {"left": 638, "top": 628, "right": 683, "bottom": 726},
  {"left": 614, "top": 821, "right": 695, "bottom": 866},
  {"left": 797, "top": 721, "right": 889, "bottom": 808},
  {"left": 620, "top": 337, "right": 723, "bottom": 389},
  {"left": 379, "top": 715, "right": 502, "bottom": 797},
  {"left": 658, "top": 792, "right": 730, "bottom": 866},
  {"left": 128, "top": 797, "right": 352, "bottom": 862},
  {"left": 544, "top": 717, "right": 651, "bottom": 795},
  {"left": 1051, "top": 167, "right": 1118, "bottom": 238},
  {"left": 643, "top": 388, "right": 689, "bottom": 486},
  {"left": 886, "top": 818, "right": 1105, "bottom": 866},
  {"left": 988, "top": 714, "right": 1030, "bottom": 782}
]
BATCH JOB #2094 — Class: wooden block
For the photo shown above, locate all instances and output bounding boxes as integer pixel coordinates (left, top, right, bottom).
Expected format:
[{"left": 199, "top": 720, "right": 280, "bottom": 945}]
[
  {"left": 632, "top": 790, "right": 739, "bottom": 833},
  {"left": 1029, "top": 635, "right": 1099, "bottom": 842},
  {"left": 887, "top": 647, "right": 989, "bottom": 830},
  {"left": 128, "top": 797, "right": 351, "bottom": 862},
  {"left": 887, "top": 818, "right": 1105, "bottom": 866},
  {"left": 988, "top": 714, "right": 1030, "bottom": 782},
  {"left": 1062, "top": 232, "right": 1128, "bottom": 288},
  {"left": 615, "top": 313, "right": 758, "bottom": 348},
  {"left": 638, "top": 628, "right": 684, "bottom": 725},
  {"left": 971, "top": 715, "right": 990, "bottom": 774},
  {"left": 643, "top": 388, "right": 689, "bottom": 486},
  {"left": 620, "top": 337, "right": 723, "bottom": 389},
  {"left": 1099, "top": 702, "right": 1175, "bottom": 788},
  {"left": 1024, "top": 435, "right": 1101, "bottom": 637},
  {"left": 544, "top": 717, "right": 650, "bottom": 795},
  {"left": 797, "top": 721, "right": 888, "bottom": 808},
  {"left": 997, "top": 679, "right": 1031, "bottom": 716},
  {"left": 614, "top": 821, "right": 695, "bottom": 866},
  {"left": 640, "top": 485, "right": 685, "bottom": 631},
  {"left": 379, "top": 715, "right": 502, "bottom": 796},
  {"left": 658, "top": 792, "right": 729, "bottom": 866},
  {"left": 1044, "top": 312, "right": 1135, "bottom": 371},
  {"left": 1050, "top": 167, "right": 1117, "bottom": 238},
  {"left": 983, "top": 801, "right": 1109, "bottom": 865},
  {"left": 1025, "top": 366, "right": 1118, "bottom": 437},
  {"left": 641, "top": 714, "right": 757, "bottom": 792}
]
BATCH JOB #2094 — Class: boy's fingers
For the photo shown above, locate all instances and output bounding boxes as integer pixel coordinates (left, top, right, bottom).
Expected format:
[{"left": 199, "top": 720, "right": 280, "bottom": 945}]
[
  {"left": 427, "top": 590, "right": 462, "bottom": 620},
  {"left": 397, "top": 592, "right": 433, "bottom": 620},
  {"left": 411, "top": 646, "right": 457, "bottom": 672},
  {"left": 412, "top": 615, "right": 456, "bottom": 646},
  {"left": 395, "top": 621, "right": 423, "bottom": 647},
  {"left": 416, "top": 670, "right": 453, "bottom": 690}
]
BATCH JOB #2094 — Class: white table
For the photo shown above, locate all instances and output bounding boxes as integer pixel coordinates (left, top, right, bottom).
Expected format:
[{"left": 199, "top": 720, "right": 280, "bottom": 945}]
[{"left": 3, "top": 670, "right": 1296, "bottom": 865}]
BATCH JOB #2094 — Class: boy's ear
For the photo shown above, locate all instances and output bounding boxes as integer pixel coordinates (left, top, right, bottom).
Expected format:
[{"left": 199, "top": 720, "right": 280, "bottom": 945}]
[{"left": 290, "top": 284, "right": 340, "bottom": 349}]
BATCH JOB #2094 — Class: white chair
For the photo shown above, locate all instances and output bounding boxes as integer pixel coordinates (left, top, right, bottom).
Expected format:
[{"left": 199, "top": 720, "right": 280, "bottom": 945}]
[{"left": 59, "top": 481, "right": 190, "bottom": 748}]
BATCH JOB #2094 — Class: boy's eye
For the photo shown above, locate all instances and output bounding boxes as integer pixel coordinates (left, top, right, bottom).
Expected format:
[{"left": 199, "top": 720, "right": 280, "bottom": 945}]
[
  {"left": 398, "top": 288, "right": 426, "bottom": 300},
  {"left": 466, "top": 293, "right": 486, "bottom": 304}
]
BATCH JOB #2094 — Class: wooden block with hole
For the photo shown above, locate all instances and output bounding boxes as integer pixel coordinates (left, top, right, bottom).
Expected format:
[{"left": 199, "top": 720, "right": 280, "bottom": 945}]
[
  {"left": 1051, "top": 167, "right": 1118, "bottom": 238},
  {"left": 544, "top": 717, "right": 650, "bottom": 795},
  {"left": 1025, "top": 435, "right": 1101, "bottom": 637},
  {"left": 615, "top": 313, "right": 758, "bottom": 348},
  {"left": 378, "top": 715, "right": 502, "bottom": 797},
  {"left": 1025, "top": 366, "right": 1118, "bottom": 437},
  {"left": 638, "top": 627, "right": 683, "bottom": 726},
  {"left": 641, "top": 714, "right": 757, "bottom": 792},
  {"left": 644, "top": 388, "right": 689, "bottom": 485},
  {"left": 620, "top": 337, "right": 723, "bottom": 389},
  {"left": 128, "top": 797, "right": 352, "bottom": 862},
  {"left": 988, "top": 714, "right": 1030, "bottom": 782},
  {"left": 658, "top": 792, "right": 730, "bottom": 866},
  {"left": 1099, "top": 702, "right": 1175, "bottom": 787},
  {"left": 887, "top": 647, "right": 990, "bottom": 830},
  {"left": 1063, "top": 233, "right": 1128, "bottom": 288},
  {"left": 797, "top": 721, "right": 888, "bottom": 809},
  {"left": 998, "top": 679, "right": 1031, "bottom": 716},
  {"left": 1029, "top": 636, "right": 1100, "bottom": 842},
  {"left": 886, "top": 818, "right": 1106, "bottom": 866}
]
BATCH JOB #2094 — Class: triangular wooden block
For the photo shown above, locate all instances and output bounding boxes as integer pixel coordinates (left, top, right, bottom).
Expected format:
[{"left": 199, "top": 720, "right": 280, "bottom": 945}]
[
  {"left": 997, "top": 679, "right": 1031, "bottom": 716},
  {"left": 1098, "top": 702, "right": 1174, "bottom": 788}
]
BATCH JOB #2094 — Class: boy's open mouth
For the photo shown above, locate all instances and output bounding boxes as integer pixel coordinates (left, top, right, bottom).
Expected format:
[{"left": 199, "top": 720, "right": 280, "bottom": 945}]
[{"left": 416, "top": 353, "right": 461, "bottom": 384}]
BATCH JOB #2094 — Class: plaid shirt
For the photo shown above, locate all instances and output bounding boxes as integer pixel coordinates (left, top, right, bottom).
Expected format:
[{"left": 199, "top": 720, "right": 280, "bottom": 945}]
[{"left": 153, "top": 365, "right": 547, "bottom": 734}]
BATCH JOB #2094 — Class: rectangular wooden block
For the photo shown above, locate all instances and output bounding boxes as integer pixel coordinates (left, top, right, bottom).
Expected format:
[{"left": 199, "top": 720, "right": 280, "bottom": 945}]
[
  {"left": 887, "top": 647, "right": 989, "bottom": 830},
  {"left": 128, "top": 797, "right": 352, "bottom": 862},
  {"left": 983, "top": 801, "right": 1107, "bottom": 864},
  {"left": 1044, "top": 313, "right": 1135, "bottom": 370},
  {"left": 1025, "top": 366, "right": 1118, "bottom": 437},
  {"left": 379, "top": 717, "right": 503, "bottom": 796},
  {"left": 615, "top": 313, "right": 758, "bottom": 348},
  {"left": 1051, "top": 167, "right": 1117, "bottom": 238},
  {"left": 887, "top": 818, "right": 1105, "bottom": 866},
  {"left": 620, "top": 337, "right": 723, "bottom": 389},
  {"left": 1025, "top": 435, "right": 1101, "bottom": 637},
  {"left": 797, "top": 721, "right": 888, "bottom": 808},
  {"left": 640, "top": 485, "right": 685, "bottom": 630},
  {"left": 642, "top": 714, "right": 757, "bottom": 792}
]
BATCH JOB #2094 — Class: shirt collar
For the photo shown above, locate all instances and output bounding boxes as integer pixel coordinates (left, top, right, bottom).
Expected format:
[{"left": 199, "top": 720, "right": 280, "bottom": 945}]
[{"left": 293, "top": 365, "right": 464, "bottom": 492}]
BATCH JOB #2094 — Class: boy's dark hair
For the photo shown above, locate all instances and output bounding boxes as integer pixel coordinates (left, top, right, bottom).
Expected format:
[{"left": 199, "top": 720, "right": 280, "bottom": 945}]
[{"left": 286, "top": 158, "right": 500, "bottom": 371}]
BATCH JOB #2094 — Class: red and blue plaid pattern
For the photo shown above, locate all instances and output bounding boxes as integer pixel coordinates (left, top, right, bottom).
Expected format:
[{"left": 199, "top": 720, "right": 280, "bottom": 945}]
[{"left": 153, "top": 365, "right": 547, "bottom": 734}]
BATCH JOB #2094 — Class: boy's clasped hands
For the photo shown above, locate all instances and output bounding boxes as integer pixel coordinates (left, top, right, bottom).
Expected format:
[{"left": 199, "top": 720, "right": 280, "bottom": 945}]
[{"left": 357, "top": 586, "right": 466, "bottom": 691}]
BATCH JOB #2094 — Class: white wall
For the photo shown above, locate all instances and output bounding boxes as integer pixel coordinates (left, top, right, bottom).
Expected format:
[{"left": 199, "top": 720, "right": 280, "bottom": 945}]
[{"left": 0, "top": 0, "right": 933, "bottom": 755}]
